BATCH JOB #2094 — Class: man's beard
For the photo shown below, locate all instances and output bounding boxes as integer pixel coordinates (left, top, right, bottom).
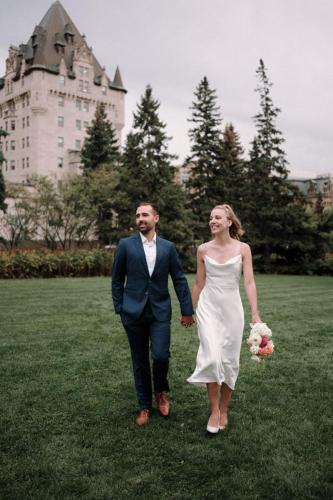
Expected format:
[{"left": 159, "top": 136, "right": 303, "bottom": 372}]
[{"left": 137, "top": 224, "right": 152, "bottom": 234}]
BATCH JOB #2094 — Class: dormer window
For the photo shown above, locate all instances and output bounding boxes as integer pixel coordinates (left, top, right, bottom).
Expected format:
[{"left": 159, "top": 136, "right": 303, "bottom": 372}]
[
  {"left": 64, "top": 24, "right": 74, "bottom": 44},
  {"left": 64, "top": 33, "right": 74, "bottom": 44},
  {"left": 55, "top": 42, "right": 65, "bottom": 55}
]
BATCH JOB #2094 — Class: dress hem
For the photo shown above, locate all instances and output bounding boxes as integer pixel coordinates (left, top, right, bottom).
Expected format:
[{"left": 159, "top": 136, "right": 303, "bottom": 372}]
[{"left": 187, "top": 377, "right": 235, "bottom": 391}]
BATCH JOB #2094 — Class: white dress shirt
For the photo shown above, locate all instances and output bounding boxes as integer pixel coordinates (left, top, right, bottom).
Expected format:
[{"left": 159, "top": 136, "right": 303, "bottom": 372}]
[{"left": 140, "top": 232, "right": 157, "bottom": 276}]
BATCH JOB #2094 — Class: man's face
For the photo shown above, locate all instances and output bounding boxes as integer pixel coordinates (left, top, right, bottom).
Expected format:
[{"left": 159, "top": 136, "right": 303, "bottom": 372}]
[{"left": 135, "top": 205, "right": 159, "bottom": 234}]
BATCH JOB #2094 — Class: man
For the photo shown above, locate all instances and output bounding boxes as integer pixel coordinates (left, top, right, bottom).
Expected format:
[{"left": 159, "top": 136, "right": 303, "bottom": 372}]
[{"left": 112, "top": 202, "right": 194, "bottom": 425}]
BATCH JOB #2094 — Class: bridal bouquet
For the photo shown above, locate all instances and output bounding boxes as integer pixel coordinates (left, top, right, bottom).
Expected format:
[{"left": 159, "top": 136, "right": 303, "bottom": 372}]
[{"left": 247, "top": 322, "right": 274, "bottom": 363}]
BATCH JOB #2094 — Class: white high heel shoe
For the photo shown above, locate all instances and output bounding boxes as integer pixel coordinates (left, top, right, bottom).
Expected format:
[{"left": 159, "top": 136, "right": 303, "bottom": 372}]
[
  {"left": 206, "top": 413, "right": 220, "bottom": 434},
  {"left": 207, "top": 423, "right": 219, "bottom": 434}
]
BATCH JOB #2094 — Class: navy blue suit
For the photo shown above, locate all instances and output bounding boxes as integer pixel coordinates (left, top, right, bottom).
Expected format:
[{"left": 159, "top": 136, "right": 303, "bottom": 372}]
[{"left": 112, "top": 233, "right": 193, "bottom": 410}]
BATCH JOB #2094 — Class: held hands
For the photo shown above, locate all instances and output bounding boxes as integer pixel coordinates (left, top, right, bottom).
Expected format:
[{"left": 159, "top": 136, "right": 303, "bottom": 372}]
[{"left": 180, "top": 315, "right": 195, "bottom": 328}]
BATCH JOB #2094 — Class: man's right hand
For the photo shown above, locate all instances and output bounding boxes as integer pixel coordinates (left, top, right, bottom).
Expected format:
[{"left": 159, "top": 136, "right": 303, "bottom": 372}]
[{"left": 180, "top": 315, "right": 195, "bottom": 327}]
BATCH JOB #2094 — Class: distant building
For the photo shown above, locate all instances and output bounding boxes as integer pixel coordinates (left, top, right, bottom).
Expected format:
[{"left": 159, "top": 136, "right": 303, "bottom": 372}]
[
  {"left": 290, "top": 175, "right": 333, "bottom": 209},
  {"left": 0, "top": 0, "right": 126, "bottom": 186},
  {"left": 174, "top": 162, "right": 195, "bottom": 185}
]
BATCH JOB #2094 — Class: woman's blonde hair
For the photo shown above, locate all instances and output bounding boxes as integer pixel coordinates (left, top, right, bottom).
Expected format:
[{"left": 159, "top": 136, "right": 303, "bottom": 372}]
[{"left": 213, "top": 204, "right": 244, "bottom": 239}]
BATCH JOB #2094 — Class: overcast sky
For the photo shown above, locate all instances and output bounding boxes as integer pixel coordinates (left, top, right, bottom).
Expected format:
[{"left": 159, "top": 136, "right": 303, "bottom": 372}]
[{"left": 1, "top": 0, "right": 332, "bottom": 178}]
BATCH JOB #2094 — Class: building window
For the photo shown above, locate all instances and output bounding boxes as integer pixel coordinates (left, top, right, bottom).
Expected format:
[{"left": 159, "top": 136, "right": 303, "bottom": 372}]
[
  {"left": 5, "top": 121, "right": 8, "bottom": 131},
  {"left": 59, "top": 75, "right": 65, "bottom": 85},
  {"left": 83, "top": 121, "right": 89, "bottom": 129},
  {"left": 26, "top": 96, "right": 30, "bottom": 107},
  {"left": 75, "top": 139, "right": 81, "bottom": 149},
  {"left": 102, "top": 85, "right": 107, "bottom": 95},
  {"left": 22, "top": 98, "right": 25, "bottom": 108},
  {"left": 58, "top": 137, "right": 64, "bottom": 147},
  {"left": 22, "top": 117, "right": 25, "bottom": 128},
  {"left": 10, "top": 160, "right": 15, "bottom": 170},
  {"left": 58, "top": 95, "right": 64, "bottom": 106},
  {"left": 11, "top": 120, "right": 15, "bottom": 131},
  {"left": 26, "top": 157, "right": 29, "bottom": 168},
  {"left": 58, "top": 116, "right": 64, "bottom": 127},
  {"left": 57, "top": 157, "right": 64, "bottom": 168},
  {"left": 10, "top": 140, "right": 15, "bottom": 151},
  {"left": 26, "top": 137, "right": 30, "bottom": 148},
  {"left": 79, "top": 66, "right": 89, "bottom": 77},
  {"left": 76, "top": 99, "right": 82, "bottom": 110},
  {"left": 26, "top": 116, "right": 30, "bottom": 127},
  {"left": 5, "top": 142, "right": 8, "bottom": 151},
  {"left": 22, "top": 158, "right": 25, "bottom": 169},
  {"left": 22, "top": 138, "right": 25, "bottom": 148},
  {"left": 79, "top": 80, "right": 89, "bottom": 92},
  {"left": 83, "top": 101, "right": 89, "bottom": 112},
  {"left": 76, "top": 120, "right": 81, "bottom": 131}
]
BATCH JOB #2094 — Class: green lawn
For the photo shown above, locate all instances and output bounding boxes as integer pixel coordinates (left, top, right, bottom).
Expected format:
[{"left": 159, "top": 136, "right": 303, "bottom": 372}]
[{"left": 0, "top": 275, "right": 332, "bottom": 499}]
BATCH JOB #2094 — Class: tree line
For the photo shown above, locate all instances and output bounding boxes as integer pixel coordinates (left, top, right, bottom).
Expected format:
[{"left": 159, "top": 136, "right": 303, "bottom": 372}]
[{"left": 0, "top": 60, "right": 332, "bottom": 274}]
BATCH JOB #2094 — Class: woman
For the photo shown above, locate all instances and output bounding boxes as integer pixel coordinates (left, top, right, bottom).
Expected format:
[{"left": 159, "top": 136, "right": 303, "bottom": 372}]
[{"left": 187, "top": 204, "right": 261, "bottom": 433}]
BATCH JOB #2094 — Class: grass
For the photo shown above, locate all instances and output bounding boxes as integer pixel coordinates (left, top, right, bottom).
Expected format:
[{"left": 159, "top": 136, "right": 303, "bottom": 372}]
[{"left": 0, "top": 274, "right": 332, "bottom": 499}]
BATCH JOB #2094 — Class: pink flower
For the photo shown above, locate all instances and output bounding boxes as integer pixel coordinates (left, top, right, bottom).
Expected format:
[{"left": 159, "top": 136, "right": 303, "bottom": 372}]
[
  {"left": 259, "top": 336, "right": 269, "bottom": 348},
  {"left": 258, "top": 342, "right": 274, "bottom": 356}
]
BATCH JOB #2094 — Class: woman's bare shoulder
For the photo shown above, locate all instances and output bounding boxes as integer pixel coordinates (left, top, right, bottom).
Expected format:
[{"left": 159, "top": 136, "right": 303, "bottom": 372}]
[
  {"left": 240, "top": 241, "right": 252, "bottom": 256},
  {"left": 197, "top": 241, "right": 212, "bottom": 256}
]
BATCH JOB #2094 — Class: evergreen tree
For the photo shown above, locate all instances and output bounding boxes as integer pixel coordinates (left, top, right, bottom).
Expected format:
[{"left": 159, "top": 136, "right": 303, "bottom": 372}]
[
  {"left": 81, "top": 102, "right": 120, "bottom": 174},
  {"left": 116, "top": 85, "right": 193, "bottom": 260},
  {"left": 186, "top": 76, "right": 225, "bottom": 241},
  {"left": 80, "top": 102, "right": 120, "bottom": 244},
  {"left": 220, "top": 123, "right": 246, "bottom": 216},
  {"left": 0, "top": 130, "right": 8, "bottom": 212},
  {"left": 245, "top": 60, "right": 316, "bottom": 271}
]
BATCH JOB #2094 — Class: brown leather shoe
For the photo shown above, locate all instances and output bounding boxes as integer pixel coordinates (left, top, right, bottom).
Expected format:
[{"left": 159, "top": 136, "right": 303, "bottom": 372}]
[
  {"left": 155, "top": 391, "right": 170, "bottom": 417},
  {"left": 135, "top": 409, "right": 151, "bottom": 426}
]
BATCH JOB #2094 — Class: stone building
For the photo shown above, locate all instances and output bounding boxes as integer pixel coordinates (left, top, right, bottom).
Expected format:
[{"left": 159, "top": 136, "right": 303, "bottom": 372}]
[
  {"left": 174, "top": 162, "right": 194, "bottom": 185},
  {"left": 290, "top": 175, "right": 333, "bottom": 209},
  {"left": 0, "top": 0, "right": 126, "bottom": 186}
]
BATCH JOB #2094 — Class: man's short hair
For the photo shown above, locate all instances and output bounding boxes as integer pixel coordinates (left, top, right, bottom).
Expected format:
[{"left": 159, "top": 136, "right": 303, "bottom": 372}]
[{"left": 137, "top": 202, "right": 159, "bottom": 215}]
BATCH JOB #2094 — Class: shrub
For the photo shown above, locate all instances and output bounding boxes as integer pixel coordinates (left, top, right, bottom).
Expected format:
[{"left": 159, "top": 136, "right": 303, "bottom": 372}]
[{"left": 0, "top": 249, "right": 113, "bottom": 279}]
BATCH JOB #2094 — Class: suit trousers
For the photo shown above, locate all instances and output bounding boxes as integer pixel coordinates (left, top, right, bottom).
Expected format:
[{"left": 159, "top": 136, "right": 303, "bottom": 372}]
[{"left": 121, "top": 300, "right": 171, "bottom": 410}]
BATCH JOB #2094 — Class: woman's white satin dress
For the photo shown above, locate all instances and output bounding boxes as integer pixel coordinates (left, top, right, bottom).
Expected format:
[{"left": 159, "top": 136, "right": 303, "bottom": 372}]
[{"left": 187, "top": 254, "right": 244, "bottom": 390}]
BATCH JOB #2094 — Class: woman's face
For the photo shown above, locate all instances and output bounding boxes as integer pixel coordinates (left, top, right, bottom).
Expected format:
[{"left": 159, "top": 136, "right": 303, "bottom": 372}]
[{"left": 209, "top": 208, "right": 230, "bottom": 235}]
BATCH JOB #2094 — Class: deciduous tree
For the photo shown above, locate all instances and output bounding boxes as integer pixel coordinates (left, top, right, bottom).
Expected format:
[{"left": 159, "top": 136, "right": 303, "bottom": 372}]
[{"left": 0, "top": 129, "right": 8, "bottom": 212}]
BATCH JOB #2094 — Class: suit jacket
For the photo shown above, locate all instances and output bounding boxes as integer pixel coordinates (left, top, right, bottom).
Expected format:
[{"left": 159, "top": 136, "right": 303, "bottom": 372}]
[{"left": 112, "top": 233, "right": 194, "bottom": 321}]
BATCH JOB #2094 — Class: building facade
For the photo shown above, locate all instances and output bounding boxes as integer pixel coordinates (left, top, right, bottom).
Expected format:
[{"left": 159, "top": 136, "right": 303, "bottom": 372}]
[
  {"left": 290, "top": 175, "right": 333, "bottom": 209},
  {"left": 0, "top": 0, "right": 126, "bottom": 186}
]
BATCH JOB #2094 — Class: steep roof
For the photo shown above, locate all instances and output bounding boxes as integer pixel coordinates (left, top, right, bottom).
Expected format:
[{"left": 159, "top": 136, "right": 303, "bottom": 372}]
[{"left": 5, "top": 1, "right": 126, "bottom": 92}]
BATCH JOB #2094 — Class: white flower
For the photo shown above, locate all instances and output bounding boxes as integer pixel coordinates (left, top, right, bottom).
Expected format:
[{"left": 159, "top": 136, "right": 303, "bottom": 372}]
[
  {"left": 247, "top": 332, "right": 262, "bottom": 346},
  {"left": 250, "top": 322, "right": 272, "bottom": 338},
  {"left": 250, "top": 345, "right": 260, "bottom": 354}
]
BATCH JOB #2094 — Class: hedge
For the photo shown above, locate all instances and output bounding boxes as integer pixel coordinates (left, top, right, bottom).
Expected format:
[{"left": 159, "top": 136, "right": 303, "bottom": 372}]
[{"left": 0, "top": 250, "right": 113, "bottom": 279}]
